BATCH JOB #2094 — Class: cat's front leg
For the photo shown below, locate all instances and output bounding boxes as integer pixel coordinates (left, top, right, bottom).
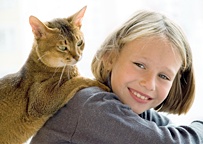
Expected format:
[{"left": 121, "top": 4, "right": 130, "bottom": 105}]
[{"left": 27, "top": 77, "right": 110, "bottom": 118}]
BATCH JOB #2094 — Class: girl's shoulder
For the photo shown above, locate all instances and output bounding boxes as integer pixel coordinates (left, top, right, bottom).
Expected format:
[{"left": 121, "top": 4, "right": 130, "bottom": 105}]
[
  {"left": 72, "top": 86, "right": 124, "bottom": 109},
  {"left": 75, "top": 86, "right": 117, "bottom": 100},
  {"left": 71, "top": 86, "right": 135, "bottom": 118}
]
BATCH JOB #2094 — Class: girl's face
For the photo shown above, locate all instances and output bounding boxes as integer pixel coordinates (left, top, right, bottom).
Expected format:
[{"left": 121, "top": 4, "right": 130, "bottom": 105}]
[{"left": 110, "top": 37, "right": 182, "bottom": 114}]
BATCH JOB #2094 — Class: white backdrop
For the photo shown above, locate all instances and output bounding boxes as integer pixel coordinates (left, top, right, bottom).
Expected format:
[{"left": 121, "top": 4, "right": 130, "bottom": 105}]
[{"left": 0, "top": 1, "right": 203, "bottom": 142}]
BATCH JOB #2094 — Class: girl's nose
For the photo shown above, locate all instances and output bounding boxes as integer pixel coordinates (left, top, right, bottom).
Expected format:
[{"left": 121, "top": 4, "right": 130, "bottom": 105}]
[{"left": 139, "top": 73, "right": 156, "bottom": 91}]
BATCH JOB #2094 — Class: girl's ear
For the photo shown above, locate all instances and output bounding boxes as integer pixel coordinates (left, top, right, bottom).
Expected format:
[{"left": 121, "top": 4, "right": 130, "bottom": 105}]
[
  {"left": 29, "top": 16, "right": 48, "bottom": 39},
  {"left": 71, "top": 6, "right": 87, "bottom": 28}
]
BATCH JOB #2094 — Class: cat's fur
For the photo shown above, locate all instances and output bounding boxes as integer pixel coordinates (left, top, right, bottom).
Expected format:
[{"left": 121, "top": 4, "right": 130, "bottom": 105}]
[{"left": 0, "top": 6, "right": 109, "bottom": 144}]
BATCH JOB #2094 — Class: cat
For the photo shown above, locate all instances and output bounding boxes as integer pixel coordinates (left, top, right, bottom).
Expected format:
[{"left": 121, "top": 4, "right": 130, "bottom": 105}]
[{"left": 0, "top": 6, "right": 109, "bottom": 144}]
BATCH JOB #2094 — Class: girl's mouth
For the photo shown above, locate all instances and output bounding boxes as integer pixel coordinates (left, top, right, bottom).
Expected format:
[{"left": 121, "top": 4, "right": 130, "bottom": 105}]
[
  {"left": 133, "top": 91, "right": 149, "bottom": 100},
  {"left": 128, "top": 88, "right": 152, "bottom": 103}
]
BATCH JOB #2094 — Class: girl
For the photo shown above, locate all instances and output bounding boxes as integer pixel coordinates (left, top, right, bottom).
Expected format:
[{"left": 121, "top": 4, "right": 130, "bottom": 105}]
[{"left": 31, "top": 10, "right": 203, "bottom": 144}]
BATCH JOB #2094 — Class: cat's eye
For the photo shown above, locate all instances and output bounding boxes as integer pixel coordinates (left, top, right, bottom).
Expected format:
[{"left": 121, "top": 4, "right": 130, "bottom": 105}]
[
  {"left": 58, "top": 46, "right": 68, "bottom": 51},
  {"left": 77, "top": 40, "right": 83, "bottom": 47}
]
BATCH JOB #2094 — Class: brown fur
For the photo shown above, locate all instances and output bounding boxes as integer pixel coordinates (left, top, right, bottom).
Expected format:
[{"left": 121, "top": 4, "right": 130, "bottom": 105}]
[{"left": 0, "top": 6, "right": 109, "bottom": 144}]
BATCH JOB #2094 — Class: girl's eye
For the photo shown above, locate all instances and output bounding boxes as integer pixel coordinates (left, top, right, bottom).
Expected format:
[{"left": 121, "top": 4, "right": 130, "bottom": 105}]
[
  {"left": 159, "top": 74, "right": 170, "bottom": 81},
  {"left": 58, "top": 46, "right": 68, "bottom": 51},
  {"left": 134, "top": 62, "right": 145, "bottom": 69},
  {"left": 77, "top": 40, "right": 83, "bottom": 47}
]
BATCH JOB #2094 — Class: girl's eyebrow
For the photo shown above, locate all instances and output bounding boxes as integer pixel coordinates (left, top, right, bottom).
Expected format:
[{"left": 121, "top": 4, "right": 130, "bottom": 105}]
[
  {"left": 162, "top": 66, "right": 177, "bottom": 77},
  {"left": 132, "top": 54, "right": 180, "bottom": 75},
  {"left": 137, "top": 57, "right": 178, "bottom": 76}
]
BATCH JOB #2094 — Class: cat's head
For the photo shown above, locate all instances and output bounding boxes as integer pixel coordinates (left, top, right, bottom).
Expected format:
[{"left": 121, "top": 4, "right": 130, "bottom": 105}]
[{"left": 29, "top": 6, "right": 87, "bottom": 68}]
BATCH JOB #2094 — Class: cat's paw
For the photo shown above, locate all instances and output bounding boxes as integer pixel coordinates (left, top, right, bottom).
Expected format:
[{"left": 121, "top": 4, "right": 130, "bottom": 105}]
[
  {"left": 92, "top": 80, "right": 110, "bottom": 92},
  {"left": 70, "top": 76, "right": 110, "bottom": 92}
]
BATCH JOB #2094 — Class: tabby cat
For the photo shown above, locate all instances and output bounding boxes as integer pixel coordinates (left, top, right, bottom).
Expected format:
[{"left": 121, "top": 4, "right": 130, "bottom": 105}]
[{"left": 0, "top": 6, "right": 109, "bottom": 144}]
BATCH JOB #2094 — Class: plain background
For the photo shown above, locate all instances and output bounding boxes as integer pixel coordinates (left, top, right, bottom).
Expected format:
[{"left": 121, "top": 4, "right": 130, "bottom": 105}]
[{"left": 0, "top": 0, "right": 202, "bottom": 143}]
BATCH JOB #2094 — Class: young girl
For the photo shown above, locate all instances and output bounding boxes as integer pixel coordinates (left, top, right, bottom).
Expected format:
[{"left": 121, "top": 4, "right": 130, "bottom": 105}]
[{"left": 30, "top": 10, "right": 203, "bottom": 144}]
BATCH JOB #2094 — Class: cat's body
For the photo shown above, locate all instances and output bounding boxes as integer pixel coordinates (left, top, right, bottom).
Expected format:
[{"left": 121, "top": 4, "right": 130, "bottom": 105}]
[{"left": 0, "top": 6, "right": 108, "bottom": 144}]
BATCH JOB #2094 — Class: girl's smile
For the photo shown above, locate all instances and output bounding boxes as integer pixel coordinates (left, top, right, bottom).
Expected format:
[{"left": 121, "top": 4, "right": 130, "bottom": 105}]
[
  {"left": 110, "top": 36, "right": 182, "bottom": 114},
  {"left": 128, "top": 88, "right": 153, "bottom": 103}
]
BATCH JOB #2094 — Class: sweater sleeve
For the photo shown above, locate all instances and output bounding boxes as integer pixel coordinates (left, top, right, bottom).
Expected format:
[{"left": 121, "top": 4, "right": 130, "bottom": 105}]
[
  {"left": 30, "top": 87, "right": 203, "bottom": 144},
  {"left": 139, "top": 109, "right": 173, "bottom": 126},
  {"left": 71, "top": 88, "right": 203, "bottom": 144}
]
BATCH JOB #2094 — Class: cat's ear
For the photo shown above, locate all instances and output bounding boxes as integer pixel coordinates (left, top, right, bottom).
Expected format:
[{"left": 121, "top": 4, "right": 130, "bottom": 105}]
[
  {"left": 71, "top": 6, "right": 87, "bottom": 28},
  {"left": 29, "top": 16, "right": 48, "bottom": 39}
]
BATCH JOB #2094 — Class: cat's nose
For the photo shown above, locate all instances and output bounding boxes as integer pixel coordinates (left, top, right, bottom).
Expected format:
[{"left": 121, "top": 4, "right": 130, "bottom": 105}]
[{"left": 73, "top": 55, "right": 80, "bottom": 61}]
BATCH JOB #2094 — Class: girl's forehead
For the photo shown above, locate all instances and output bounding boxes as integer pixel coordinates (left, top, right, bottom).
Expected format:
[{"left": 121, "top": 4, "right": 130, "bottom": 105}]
[
  {"left": 123, "top": 36, "right": 177, "bottom": 54},
  {"left": 121, "top": 36, "right": 182, "bottom": 67}
]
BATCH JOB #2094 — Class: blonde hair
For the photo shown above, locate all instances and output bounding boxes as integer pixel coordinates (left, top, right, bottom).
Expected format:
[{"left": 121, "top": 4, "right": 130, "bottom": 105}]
[{"left": 91, "top": 10, "right": 195, "bottom": 115}]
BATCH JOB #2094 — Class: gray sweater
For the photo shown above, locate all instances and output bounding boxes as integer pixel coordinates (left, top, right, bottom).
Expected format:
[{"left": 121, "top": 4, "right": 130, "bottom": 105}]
[{"left": 30, "top": 87, "right": 203, "bottom": 144}]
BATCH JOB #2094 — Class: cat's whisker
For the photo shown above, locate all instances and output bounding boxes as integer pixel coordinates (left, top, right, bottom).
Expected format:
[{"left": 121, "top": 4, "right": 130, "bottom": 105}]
[
  {"left": 52, "top": 67, "right": 60, "bottom": 78},
  {"left": 38, "top": 54, "right": 47, "bottom": 61},
  {"left": 58, "top": 65, "right": 67, "bottom": 86},
  {"left": 67, "top": 66, "right": 71, "bottom": 80}
]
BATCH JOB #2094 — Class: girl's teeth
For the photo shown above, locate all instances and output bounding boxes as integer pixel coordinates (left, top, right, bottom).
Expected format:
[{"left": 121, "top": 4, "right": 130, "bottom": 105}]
[{"left": 133, "top": 92, "right": 148, "bottom": 100}]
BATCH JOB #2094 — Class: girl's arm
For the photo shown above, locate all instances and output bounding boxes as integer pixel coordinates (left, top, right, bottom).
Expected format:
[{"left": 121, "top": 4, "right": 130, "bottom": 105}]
[
  {"left": 73, "top": 88, "right": 203, "bottom": 144},
  {"left": 139, "top": 109, "right": 173, "bottom": 126}
]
